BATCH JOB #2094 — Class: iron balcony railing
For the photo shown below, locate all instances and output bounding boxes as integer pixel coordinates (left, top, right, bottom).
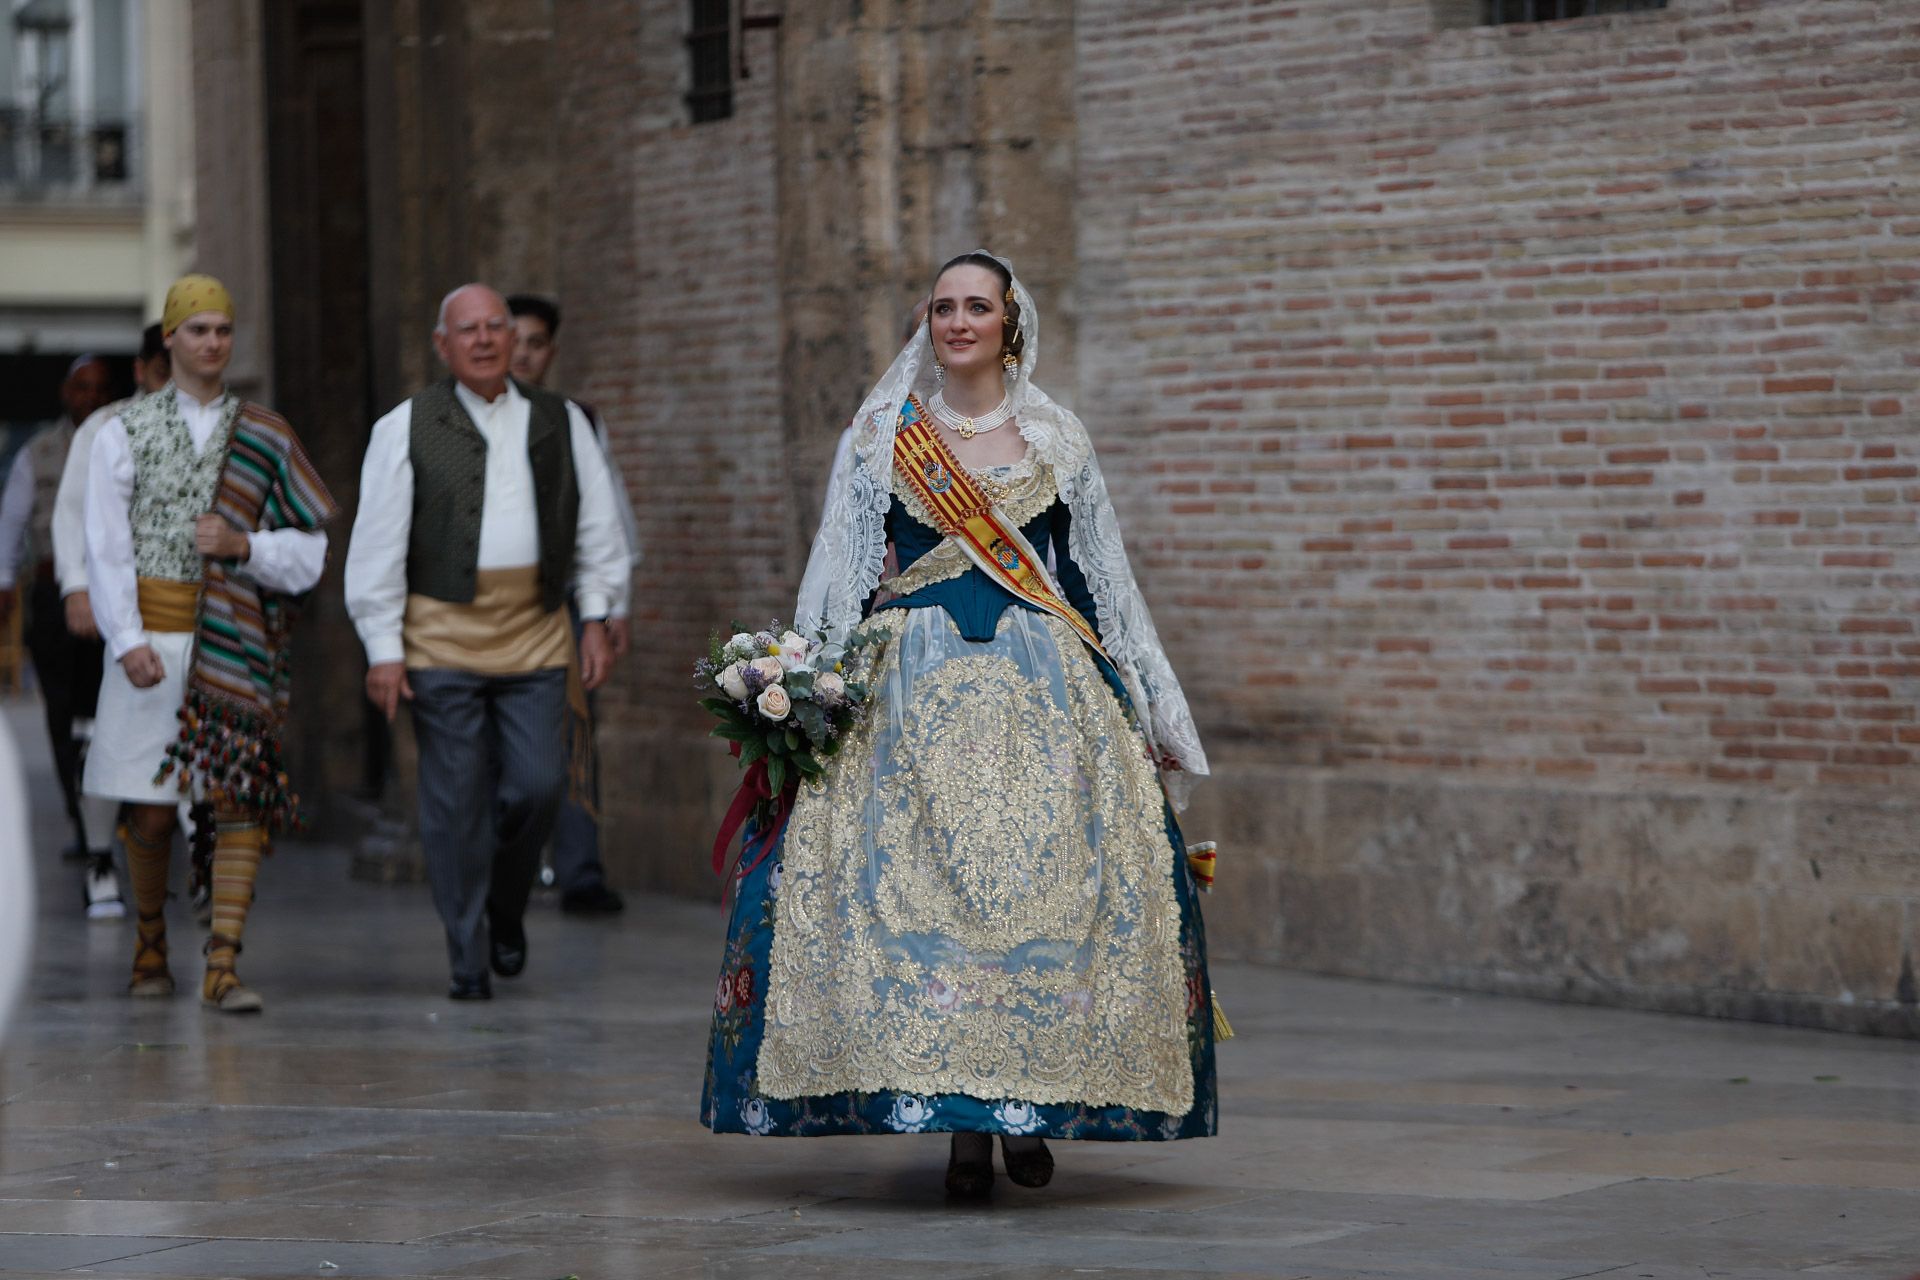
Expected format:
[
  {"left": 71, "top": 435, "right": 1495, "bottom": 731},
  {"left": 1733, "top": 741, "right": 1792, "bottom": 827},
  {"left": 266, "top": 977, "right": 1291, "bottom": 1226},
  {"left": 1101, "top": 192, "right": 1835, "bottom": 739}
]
[{"left": 0, "top": 106, "right": 139, "bottom": 200}]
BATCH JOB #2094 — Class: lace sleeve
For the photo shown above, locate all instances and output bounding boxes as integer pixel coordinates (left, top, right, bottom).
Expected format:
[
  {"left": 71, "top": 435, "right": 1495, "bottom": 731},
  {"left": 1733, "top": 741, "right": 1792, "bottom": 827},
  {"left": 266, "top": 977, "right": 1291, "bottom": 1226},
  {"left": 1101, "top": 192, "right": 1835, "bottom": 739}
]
[
  {"left": 796, "top": 339, "right": 924, "bottom": 640},
  {"left": 1046, "top": 410, "right": 1209, "bottom": 808}
]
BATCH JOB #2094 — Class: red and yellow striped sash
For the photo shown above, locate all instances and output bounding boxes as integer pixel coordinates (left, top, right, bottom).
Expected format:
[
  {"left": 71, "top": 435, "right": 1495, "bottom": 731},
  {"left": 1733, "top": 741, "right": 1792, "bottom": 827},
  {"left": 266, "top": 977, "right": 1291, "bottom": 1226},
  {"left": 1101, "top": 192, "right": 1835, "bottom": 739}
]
[{"left": 892, "top": 398, "right": 1109, "bottom": 662}]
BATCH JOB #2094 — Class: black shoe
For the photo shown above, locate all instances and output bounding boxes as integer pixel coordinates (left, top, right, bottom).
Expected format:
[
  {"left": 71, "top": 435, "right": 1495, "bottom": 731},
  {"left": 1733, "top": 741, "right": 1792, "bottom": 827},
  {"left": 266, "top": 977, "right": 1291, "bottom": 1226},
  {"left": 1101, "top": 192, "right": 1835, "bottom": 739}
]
[
  {"left": 448, "top": 974, "right": 492, "bottom": 1001},
  {"left": 1001, "top": 1135, "right": 1054, "bottom": 1188},
  {"left": 945, "top": 1133, "right": 994, "bottom": 1200},
  {"left": 489, "top": 920, "right": 527, "bottom": 978},
  {"left": 559, "top": 884, "right": 625, "bottom": 915}
]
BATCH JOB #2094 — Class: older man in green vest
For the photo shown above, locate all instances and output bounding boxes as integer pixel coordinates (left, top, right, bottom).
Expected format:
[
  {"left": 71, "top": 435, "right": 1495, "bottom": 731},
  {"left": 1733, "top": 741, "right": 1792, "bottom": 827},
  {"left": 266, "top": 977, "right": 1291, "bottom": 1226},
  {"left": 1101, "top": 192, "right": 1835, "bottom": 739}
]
[{"left": 344, "top": 284, "right": 628, "bottom": 1001}]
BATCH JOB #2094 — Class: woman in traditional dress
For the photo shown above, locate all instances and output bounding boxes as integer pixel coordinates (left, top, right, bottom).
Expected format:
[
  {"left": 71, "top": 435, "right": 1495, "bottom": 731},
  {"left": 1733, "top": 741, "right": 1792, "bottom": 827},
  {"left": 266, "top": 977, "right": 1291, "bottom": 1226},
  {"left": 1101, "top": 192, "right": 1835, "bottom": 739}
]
[{"left": 702, "top": 252, "right": 1217, "bottom": 1197}]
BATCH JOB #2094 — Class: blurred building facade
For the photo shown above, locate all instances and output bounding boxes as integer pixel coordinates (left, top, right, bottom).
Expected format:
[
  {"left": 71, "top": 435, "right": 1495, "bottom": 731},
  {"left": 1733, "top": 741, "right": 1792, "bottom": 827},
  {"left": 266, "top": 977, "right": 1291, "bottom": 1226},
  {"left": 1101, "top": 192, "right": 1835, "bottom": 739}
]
[
  {"left": 0, "top": 0, "right": 206, "bottom": 433},
  {"left": 190, "top": 0, "right": 1919, "bottom": 1035}
]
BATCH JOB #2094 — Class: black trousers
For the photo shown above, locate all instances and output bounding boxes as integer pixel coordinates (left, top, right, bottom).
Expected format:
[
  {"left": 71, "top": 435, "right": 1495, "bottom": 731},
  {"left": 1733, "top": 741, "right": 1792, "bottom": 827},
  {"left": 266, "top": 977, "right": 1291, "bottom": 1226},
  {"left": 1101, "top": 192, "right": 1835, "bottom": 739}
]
[
  {"left": 24, "top": 568, "right": 105, "bottom": 847},
  {"left": 408, "top": 666, "right": 568, "bottom": 981}
]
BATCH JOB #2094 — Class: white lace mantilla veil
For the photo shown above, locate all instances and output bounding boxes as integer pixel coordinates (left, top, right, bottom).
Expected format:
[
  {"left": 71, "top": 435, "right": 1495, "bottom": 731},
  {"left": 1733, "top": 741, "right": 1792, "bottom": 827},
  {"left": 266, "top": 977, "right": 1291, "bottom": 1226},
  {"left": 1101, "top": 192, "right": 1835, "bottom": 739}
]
[{"left": 794, "top": 251, "right": 1210, "bottom": 807}]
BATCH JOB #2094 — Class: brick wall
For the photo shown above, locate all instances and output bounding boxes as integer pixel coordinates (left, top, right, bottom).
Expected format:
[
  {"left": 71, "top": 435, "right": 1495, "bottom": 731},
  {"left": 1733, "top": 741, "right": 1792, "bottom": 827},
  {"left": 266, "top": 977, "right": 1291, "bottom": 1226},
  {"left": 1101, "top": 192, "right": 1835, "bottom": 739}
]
[
  {"left": 253, "top": 0, "right": 1920, "bottom": 1030},
  {"left": 555, "top": 1, "right": 792, "bottom": 890},
  {"left": 1077, "top": 0, "right": 1920, "bottom": 1031}
]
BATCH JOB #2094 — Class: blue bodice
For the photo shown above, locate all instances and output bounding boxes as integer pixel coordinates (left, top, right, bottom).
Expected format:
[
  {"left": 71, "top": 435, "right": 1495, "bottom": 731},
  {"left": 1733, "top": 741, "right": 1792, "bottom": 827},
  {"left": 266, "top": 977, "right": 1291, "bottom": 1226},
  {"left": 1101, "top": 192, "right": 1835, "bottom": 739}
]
[{"left": 875, "top": 496, "right": 1104, "bottom": 644}]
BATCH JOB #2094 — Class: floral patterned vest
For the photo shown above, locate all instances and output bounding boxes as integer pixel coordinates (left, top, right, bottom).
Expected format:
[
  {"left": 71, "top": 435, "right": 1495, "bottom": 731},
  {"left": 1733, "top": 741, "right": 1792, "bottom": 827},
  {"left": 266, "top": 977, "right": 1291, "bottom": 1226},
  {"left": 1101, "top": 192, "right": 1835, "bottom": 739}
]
[{"left": 122, "top": 387, "right": 238, "bottom": 582}]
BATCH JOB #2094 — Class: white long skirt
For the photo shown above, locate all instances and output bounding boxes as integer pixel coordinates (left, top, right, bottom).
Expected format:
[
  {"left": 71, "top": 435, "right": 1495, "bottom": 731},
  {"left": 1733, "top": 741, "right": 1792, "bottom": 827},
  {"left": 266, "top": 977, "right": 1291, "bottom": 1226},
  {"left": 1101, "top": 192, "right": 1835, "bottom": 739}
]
[{"left": 84, "top": 630, "right": 194, "bottom": 806}]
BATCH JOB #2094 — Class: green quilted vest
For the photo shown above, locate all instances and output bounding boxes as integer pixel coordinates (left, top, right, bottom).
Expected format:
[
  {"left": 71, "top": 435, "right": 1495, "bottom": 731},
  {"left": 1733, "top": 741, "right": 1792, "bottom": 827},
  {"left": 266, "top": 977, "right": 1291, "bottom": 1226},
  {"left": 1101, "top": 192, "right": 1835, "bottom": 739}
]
[{"left": 405, "top": 377, "right": 578, "bottom": 612}]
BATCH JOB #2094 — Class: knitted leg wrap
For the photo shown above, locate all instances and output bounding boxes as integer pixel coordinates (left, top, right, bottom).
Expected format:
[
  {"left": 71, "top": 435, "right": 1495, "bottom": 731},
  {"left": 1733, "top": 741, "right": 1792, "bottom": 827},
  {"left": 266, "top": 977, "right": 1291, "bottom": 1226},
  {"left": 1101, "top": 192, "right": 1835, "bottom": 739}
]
[
  {"left": 204, "top": 811, "right": 264, "bottom": 1002},
  {"left": 123, "top": 806, "right": 174, "bottom": 984}
]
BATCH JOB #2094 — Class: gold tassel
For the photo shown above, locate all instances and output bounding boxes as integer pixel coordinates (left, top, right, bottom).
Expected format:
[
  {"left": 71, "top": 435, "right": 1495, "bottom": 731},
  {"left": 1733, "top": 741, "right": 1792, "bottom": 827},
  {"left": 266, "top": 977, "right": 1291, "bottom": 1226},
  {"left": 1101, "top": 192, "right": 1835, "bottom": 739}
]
[{"left": 1211, "top": 990, "right": 1235, "bottom": 1042}]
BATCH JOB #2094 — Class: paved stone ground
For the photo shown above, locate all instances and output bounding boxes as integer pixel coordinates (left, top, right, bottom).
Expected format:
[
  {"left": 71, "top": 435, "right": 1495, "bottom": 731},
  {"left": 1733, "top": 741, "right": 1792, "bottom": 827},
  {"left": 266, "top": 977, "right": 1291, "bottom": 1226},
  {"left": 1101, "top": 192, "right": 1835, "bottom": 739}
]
[{"left": 1, "top": 698, "right": 1917, "bottom": 1279}]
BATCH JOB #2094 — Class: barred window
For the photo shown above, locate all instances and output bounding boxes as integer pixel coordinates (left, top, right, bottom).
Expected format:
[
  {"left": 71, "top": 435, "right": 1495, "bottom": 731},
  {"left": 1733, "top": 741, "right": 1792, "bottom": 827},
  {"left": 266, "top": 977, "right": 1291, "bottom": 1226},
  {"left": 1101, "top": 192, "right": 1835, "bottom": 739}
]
[
  {"left": 1485, "top": 0, "right": 1666, "bottom": 22},
  {"left": 687, "top": 0, "right": 731, "bottom": 124}
]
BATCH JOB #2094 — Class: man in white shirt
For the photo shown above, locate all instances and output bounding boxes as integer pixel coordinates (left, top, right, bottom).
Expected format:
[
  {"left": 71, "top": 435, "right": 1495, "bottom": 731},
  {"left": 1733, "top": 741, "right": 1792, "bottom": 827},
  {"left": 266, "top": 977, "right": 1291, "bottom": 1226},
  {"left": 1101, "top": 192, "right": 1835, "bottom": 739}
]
[
  {"left": 507, "top": 293, "right": 638, "bottom": 917},
  {"left": 57, "top": 325, "right": 173, "bottom": 647},
  {"left": 0, "top": 354, "right": 115, "bottom": 898},
  {"left": 42, "top": 326, "right": 173, "bottom": 921},
  {"left": 345, "top": 284, "right": 627, "bottom": 1001},
  {"left": 85, "top": 276, "right": 336, "bottom": 1013}
]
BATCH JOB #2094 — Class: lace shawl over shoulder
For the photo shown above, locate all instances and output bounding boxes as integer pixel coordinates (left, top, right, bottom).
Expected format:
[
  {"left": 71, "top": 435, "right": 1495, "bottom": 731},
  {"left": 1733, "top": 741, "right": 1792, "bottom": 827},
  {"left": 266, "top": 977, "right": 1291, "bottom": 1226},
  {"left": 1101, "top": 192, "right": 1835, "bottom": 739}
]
[{"left": 795, "top": 252, "right": 1209, "bottom": 805}]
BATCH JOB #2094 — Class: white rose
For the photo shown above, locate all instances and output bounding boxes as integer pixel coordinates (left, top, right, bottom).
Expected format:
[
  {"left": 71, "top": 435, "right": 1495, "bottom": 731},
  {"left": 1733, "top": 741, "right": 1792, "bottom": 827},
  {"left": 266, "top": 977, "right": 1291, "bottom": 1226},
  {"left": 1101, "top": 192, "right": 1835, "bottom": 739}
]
[
  {"left": 816, "top": 671, "right": 847, "bottom": 704},
  {"left": 726, "top": 632, "right": 757, "bottom": 658},
  {"left": 717, "top": 662, "right": 749, "bottom": 701},
  {"left": 777, "top": 630, "right": 810, "bottom": 671},
  {"left": 756, "top": 685, "right": 792, "bottom": 721},
  {"left": 748, "top": 656, "right": 785, "bottom": 686}
]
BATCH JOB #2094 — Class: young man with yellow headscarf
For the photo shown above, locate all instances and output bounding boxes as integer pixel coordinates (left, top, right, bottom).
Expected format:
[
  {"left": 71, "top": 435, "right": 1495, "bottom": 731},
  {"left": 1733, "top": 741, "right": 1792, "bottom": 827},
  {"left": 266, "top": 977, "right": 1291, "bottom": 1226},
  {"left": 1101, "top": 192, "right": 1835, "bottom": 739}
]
[{"left": 82, "top": 275, "right": 338, "bottom": 1013}]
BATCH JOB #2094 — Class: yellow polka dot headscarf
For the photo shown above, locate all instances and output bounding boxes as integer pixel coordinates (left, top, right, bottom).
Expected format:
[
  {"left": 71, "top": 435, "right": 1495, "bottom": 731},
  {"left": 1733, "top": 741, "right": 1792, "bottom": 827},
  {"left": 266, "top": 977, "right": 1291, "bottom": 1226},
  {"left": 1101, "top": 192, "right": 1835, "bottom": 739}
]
[{"left": 162, "top": 274, "right": 235, "bottom": 337}]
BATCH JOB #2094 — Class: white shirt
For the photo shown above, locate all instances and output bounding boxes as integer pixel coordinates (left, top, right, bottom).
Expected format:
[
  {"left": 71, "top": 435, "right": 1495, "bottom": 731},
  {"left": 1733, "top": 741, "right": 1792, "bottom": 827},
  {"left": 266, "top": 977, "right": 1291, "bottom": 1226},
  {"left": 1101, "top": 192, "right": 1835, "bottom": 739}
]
[
  {"left": 343, "top": 380, "right": 629, "bottom": 667},
  {"left": 85, "top": 385, "right": 331, "bottom": 660},
  {"left": 52, "top": 400, "right": 127, "bottom": 595},
  {"left": 0, "top": 446, "right": 29, "bottom": 582},
  {"left": 577, "top": 400, "right": 641, "bottom": 616}
]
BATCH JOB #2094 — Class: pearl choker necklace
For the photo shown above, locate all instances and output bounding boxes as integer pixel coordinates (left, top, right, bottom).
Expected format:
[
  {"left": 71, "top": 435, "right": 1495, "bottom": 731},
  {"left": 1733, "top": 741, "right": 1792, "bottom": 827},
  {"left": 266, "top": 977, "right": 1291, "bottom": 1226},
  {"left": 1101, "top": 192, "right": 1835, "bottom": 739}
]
[{"left": 930, "top": 391, "right": 1014, "bottom": 440}]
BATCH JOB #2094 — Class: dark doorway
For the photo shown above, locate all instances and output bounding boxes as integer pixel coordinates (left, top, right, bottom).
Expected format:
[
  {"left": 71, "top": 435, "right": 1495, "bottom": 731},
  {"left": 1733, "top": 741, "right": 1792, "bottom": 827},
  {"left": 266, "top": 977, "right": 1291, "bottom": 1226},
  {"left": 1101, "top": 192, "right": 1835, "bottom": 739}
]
[{"left": 262, "top": 1, "right": 387, "bottom": 817}]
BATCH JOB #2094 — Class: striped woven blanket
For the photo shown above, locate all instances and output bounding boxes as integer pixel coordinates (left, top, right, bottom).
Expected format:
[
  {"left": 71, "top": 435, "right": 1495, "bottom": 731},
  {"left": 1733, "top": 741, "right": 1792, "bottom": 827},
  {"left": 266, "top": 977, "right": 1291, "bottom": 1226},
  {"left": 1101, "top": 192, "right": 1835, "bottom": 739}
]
[{"left": 157, "top": 403, "right": 337, "bottom": 832}]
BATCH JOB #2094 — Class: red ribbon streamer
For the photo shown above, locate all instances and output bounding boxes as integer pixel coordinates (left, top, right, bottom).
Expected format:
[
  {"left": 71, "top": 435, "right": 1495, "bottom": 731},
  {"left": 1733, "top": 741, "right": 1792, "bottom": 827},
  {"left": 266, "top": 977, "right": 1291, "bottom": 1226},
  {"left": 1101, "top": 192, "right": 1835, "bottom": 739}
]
[{"left": 711, "top": 742, "right": 796, "bottom": 881}]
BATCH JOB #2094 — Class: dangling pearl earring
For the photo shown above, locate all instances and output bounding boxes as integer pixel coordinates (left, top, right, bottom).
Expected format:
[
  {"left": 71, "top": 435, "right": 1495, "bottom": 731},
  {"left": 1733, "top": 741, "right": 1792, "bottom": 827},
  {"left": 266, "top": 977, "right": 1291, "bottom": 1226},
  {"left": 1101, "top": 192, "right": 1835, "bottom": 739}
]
[{"left": 934, "top": 360, "right": 946, "bottom": 387}]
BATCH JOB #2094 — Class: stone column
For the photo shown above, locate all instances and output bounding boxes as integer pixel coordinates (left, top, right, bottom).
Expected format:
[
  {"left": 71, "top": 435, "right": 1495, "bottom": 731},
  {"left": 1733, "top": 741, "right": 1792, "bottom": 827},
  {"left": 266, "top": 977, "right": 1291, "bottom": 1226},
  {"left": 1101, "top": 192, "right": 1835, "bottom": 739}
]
[
  {"left": 775, "top": 0, "right": 1079, "bottom": 545},
  {"left": 351, "top": 2, "right": 561, "bottom": 875},
  {"left": 186, "top": 0, "right": 271, "bottom": 401},
  {"left": 362, "top": 0, "right": 558, "bottom": 408}
]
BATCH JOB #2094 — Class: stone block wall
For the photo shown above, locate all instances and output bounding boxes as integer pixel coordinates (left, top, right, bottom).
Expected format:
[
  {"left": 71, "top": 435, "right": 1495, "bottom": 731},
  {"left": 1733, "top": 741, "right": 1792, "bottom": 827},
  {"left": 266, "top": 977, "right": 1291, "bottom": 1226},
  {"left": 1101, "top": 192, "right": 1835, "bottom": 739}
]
[{"left": 1075, "top": 0, "right": 1920, "bottom": 1032}]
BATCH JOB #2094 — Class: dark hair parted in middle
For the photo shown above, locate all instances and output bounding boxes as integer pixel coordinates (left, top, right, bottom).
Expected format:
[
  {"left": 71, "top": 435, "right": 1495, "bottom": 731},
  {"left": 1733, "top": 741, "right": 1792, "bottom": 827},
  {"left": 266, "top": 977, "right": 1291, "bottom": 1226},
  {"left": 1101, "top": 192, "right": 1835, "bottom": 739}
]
[{"left": 930, "top": 252, "right": 1025, "bottom": 369}]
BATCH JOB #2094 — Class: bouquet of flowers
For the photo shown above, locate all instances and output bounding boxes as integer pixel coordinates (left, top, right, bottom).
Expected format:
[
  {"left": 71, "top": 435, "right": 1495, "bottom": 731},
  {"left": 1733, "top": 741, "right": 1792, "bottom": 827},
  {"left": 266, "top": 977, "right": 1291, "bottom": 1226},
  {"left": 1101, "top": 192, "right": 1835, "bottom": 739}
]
[{"left": 696, "top": 622, "right": 883, "bottom": 867}]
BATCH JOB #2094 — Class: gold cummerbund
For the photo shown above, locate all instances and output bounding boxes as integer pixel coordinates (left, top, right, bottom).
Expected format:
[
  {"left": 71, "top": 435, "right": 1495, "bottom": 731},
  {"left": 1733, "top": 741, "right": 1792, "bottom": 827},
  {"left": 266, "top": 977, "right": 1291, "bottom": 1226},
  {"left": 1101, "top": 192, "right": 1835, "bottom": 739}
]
[
  {"left": 402, "top": 565, "right": 570, "bottom": 675},
  {"left": 135, "top": 577, "right": 200, "bottom": 635}
]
